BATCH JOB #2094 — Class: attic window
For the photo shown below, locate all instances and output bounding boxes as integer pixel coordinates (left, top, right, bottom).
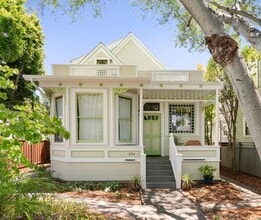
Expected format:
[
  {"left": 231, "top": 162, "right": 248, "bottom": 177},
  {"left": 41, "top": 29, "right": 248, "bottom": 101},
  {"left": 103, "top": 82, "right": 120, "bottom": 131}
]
[{"left": 96, "top": 59, "right": 108, "bottom": 64}]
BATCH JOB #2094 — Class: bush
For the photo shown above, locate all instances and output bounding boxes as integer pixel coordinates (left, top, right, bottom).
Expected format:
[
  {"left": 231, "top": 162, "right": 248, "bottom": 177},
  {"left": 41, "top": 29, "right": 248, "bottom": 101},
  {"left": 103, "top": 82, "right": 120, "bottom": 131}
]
[
  {"left": 62, "top": 181, "right": 120, "bottom": 192},
  {"left": 182, "top": 173, "right": 194, "bottom": 190}
]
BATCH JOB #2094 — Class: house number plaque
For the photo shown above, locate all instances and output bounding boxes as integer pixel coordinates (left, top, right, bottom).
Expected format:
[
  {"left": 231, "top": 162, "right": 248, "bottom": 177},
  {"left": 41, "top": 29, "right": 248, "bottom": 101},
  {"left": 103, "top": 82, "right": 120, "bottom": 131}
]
[{"left": 128, "top": 152, "right": 136, "bottom": 156}]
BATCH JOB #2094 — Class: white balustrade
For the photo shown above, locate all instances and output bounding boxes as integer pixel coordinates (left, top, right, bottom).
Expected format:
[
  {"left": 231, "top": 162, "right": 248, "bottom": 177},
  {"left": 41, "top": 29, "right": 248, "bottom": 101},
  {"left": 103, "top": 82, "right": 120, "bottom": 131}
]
[
  {"left": 169, "top": 133, "right": 183, "bottom": 189},
  {"left": 152, "top": 72, "right": 189, "bottom": 82}
]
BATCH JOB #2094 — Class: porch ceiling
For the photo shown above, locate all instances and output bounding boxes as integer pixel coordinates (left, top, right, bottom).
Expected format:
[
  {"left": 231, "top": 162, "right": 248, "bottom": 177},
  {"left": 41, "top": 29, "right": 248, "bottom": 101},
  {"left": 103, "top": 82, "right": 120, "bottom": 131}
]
[{"left": 143, "top": 89, "right": 216, "bottom": 101}]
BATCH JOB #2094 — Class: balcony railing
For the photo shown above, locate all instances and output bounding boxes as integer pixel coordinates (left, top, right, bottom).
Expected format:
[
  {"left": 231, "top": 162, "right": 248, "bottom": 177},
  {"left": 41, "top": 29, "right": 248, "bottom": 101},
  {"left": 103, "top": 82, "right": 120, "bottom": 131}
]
[
  {"left": 70, "top": 65, "right": 120, "bottom": 76},
  {"left": 152, "top": 71, "right": 189, "bottom": 81}
]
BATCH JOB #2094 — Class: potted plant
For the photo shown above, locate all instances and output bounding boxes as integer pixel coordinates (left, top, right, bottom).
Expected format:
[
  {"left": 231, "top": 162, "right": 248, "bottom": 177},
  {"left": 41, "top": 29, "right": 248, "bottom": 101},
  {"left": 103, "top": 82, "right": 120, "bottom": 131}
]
[{"left": 198, "top": 165, "right": 217, "bottom": 185}]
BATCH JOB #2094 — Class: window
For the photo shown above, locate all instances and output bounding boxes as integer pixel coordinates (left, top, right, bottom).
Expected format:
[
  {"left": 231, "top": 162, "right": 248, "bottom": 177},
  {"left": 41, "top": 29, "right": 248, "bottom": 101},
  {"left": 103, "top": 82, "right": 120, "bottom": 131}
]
[
  {"left": 54, "top": 96, "right": 63, "bottom": 142},
  {"left": 169, "top": 104, "right": 194, "bottom": 133},
  {"left": 118, "top": 96, "right": 132, "bottom": 142},
  {"left": 144, "top": 103, "right": 160, "bottom": 111},
  {"left": 96, "top": 59, "right": 108, "bottom": 64},
  {"left": 244, "top": 120, "right": 251, "bottom": 136},
  {"left": 76, "top": 93, "right": 103, "bottom": 142}
]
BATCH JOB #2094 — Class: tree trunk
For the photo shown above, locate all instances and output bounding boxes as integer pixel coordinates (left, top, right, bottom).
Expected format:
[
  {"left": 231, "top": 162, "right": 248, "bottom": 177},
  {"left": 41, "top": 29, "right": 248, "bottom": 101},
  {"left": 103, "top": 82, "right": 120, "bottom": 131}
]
[{"left": 180, "top": 0, "right": 261, "bottom": 160}]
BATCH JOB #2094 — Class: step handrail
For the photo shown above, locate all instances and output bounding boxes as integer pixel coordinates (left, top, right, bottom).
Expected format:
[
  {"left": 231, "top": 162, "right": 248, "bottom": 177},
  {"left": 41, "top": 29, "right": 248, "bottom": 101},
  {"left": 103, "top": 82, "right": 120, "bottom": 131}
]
[{"left": 169, "top": 133, "right": 183, "bottom": 189}]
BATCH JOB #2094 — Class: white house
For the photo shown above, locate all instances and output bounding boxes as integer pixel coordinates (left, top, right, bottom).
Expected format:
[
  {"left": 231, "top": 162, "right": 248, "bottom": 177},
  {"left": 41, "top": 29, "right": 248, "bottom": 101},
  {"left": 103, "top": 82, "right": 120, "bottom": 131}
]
[{"left": 25, "top": 32, "right": 222, "bottom": 189}]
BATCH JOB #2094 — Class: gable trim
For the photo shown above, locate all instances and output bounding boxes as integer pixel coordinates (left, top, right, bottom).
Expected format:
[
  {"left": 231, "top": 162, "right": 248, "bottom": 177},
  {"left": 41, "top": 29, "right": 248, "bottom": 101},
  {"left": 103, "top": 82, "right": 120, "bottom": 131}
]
[{"left": 76, "top": 43, "right": 122, "bottom": 65}]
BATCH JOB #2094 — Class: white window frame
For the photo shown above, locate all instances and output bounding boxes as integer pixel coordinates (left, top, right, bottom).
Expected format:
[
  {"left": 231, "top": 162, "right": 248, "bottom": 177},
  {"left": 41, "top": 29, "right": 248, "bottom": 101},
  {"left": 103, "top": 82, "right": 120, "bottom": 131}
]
[
  {"left": 52, "top": 93, "right": 65, "bottom": 144},
  {"left": 96, "top": 57, "right": 109, "bottom": 65},
  {"left": 243, "top": 118, "right": 251, "bottom": 137},
  {"left": 71, "top": 88, "right": 108, "bottom": 145},
  {"left": 115, "top": 93, "right": 137, "bottom": 145}
]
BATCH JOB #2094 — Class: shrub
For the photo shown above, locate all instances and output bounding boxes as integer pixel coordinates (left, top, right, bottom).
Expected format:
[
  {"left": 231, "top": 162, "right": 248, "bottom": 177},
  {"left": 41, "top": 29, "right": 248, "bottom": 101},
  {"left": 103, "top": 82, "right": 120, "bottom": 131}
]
[
  {"left": 182, "top": 173, "right": 194, "bottom": 190},
  {"left": 130, "top": 175, "right": 141, "bottom": 191}
]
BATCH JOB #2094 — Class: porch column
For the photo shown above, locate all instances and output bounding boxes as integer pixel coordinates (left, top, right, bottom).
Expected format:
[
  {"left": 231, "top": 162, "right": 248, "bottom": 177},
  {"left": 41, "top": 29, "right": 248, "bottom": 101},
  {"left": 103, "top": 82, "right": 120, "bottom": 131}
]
[
  {"left": 139, "top": 88, "right": 144, "bottom": 147},
  {"left": 214, "top": 89, "right": 220, "bottom": 146},
  {"left": 139, "top": 88, "right": 146, "bottom": 189}
]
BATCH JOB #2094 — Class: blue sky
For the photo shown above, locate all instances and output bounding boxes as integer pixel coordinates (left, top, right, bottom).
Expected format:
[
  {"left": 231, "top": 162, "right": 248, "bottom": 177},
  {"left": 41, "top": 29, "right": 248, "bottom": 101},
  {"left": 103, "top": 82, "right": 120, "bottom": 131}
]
[{"left": 28, "top": 1, "right": 211, "bottom": 74}]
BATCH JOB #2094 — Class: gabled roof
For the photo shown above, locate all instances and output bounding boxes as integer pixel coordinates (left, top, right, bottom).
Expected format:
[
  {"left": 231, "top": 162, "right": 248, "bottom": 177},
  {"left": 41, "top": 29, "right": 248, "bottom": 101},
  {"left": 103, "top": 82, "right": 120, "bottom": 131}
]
[
  {"left": 109, "top": 32, "right": 166, "bottom": 70},
  {"left": 70, "top": 42, "right": 122, "bottom": 65},
  {"left": 70, "top": 32, "right": 166, "bottom": 69}
]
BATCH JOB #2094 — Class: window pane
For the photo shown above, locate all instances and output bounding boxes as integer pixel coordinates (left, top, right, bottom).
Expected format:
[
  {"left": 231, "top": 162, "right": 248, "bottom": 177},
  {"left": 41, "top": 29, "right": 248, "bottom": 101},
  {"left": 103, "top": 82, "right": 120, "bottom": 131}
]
[
  {"left": 96, "top": 59, "right": 108, "bottom": 64},
  {"left": 119, "top": 97, "right": 132, "bottom": 141},
  {"left": 169, "top": 104, "right": 194, "bottom": 133},
  {"left": 119, "top": 120, "right": 131, "bottom": 140},
  {"left": 77, "top": 94, "right": 103, "bottom": 142},
  {"left": 54, "top": 96, "right": 63, "bottom": 142},
  {"left": 78, "top": 118, "right": 103, "bottom": 141}
]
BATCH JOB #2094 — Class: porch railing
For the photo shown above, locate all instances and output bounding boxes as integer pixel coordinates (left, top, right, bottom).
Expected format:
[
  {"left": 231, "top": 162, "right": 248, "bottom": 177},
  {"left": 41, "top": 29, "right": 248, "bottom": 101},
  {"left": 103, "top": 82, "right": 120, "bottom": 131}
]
[{"left": 169, "top": 133, "right": 183, "bottom": 189}]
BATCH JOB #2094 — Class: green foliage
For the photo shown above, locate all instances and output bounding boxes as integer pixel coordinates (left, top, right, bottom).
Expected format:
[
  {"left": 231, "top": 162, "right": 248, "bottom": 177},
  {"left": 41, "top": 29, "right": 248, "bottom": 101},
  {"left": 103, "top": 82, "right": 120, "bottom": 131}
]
[
  {"left": 133, "top": 0, "right": 261, "bottom": 52},
  {"left": 34, "top": 198, "right": 108, "bottom": 220},
  {"left": 130, "top": 174, "right": 141, "bottom": 190},
  {"left": 32, "top": 0, "right": 103, "bottom": 20},
  {"left": 0, "top": 65, "right": 69, "bottom": 219},
  {"left": 0, "top": 0, "right": 45, "bottom": 106},
  {"left": 204, "top": 104, "right": 215, "bottom": 145},
  {"left": 182, "top": 173, "right": 194, "bottom": 190},
  {"left": 199, "top": 165, "right": 217, "bottom": 178},
  {"left": 62, "top": 181, "right": 120, "bottom": 192}
]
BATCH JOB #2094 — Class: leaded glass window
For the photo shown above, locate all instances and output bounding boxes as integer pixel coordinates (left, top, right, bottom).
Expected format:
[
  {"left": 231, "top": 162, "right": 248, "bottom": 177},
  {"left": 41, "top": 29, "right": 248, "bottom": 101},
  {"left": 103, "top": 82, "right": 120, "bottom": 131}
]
[{"left": 169, "top": 104, "right": 194, "bottom": 133}]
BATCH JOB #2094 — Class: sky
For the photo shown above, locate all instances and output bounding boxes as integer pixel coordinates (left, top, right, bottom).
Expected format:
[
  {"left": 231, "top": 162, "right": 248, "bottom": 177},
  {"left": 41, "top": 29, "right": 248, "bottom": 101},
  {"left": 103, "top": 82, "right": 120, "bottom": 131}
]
[{"left": 28, "top": 1, "right": 211, "bottom": 75}]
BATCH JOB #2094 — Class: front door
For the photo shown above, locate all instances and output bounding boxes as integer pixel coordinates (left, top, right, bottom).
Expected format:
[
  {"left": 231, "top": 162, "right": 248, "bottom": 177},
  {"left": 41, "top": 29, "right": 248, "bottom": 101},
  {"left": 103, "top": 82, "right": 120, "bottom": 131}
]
[{"left": 143, "top": 113, "right": 161, "bottom": 155}]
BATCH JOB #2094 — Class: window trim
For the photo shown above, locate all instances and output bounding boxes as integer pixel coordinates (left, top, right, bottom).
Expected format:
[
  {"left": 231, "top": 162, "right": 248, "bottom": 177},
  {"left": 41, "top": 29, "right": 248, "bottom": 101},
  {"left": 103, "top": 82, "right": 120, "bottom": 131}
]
[
  {"left": 115, "top": 93, "right": 137, "bottom": 145},
  {"left": 71, "top": 88, "right": 108, "bottom": 145},
  {"left": 52, "top": 94, "right": 65, "bottom": 144}
]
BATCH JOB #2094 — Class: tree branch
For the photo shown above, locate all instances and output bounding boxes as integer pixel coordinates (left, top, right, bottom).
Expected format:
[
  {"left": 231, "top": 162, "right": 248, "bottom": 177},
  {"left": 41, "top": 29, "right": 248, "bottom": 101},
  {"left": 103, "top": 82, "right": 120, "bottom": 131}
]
[
  {"left": 205, "top": 0, "right": 261, "bottom": 26},
  {"left": 216, "top": 12, "right": 261, "bottom": 52}
]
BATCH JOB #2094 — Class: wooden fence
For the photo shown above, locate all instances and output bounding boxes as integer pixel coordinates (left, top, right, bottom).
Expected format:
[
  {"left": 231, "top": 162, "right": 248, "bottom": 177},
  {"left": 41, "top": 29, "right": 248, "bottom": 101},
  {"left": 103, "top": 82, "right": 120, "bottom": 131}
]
[
  {"left": 220, "top": 142, "right": 261, "bottom": 178},
  {"left": 21, "top": 141, "right": 50, "bottom": 165}
]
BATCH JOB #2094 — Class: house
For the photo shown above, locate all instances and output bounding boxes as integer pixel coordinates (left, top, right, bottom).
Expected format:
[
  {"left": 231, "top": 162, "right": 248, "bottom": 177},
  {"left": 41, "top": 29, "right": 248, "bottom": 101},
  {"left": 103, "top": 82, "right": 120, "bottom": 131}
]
[{"left": 25, "top": 32, "right": 223, "bottom": 189}]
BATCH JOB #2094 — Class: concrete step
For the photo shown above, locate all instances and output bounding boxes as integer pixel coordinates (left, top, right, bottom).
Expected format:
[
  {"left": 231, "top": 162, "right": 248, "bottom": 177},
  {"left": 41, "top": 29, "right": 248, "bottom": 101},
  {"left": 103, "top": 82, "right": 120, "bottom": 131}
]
[
  {"left": 146, "top": 157, "right": 176, "bottom": 189},
  {"left": 147, "top": 175, "right": 175, "bottom": 182},
  {"left": 146, "top": 181, "right": 176, "bottom": 189},
  {"left": 146, "top": 170, "right": 173, "bottom": 175}
]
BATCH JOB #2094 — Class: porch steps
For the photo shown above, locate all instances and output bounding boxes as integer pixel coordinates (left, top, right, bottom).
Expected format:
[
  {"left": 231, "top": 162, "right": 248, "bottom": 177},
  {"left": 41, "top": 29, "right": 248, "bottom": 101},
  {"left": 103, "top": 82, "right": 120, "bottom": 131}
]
[{"left": 146, "top": 157, "right": 176, "bottom": 189}]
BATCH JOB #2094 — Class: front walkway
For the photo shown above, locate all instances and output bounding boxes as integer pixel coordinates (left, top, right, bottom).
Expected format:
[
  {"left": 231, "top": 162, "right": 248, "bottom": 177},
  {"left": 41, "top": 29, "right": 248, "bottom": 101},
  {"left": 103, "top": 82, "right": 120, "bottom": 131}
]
[
  {"left": 55, "top": 180, "right": 261, "bottom": 219},
  {"left": 56, "top": 189, "right": 205, "bottom": 220}
]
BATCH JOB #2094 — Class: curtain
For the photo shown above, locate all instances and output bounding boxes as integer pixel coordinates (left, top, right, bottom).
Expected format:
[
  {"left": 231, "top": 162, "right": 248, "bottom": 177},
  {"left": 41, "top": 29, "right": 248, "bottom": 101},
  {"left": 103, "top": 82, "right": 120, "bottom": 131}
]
[{"left": 77, "top": 94, "right": 103, "bottom": 141}]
